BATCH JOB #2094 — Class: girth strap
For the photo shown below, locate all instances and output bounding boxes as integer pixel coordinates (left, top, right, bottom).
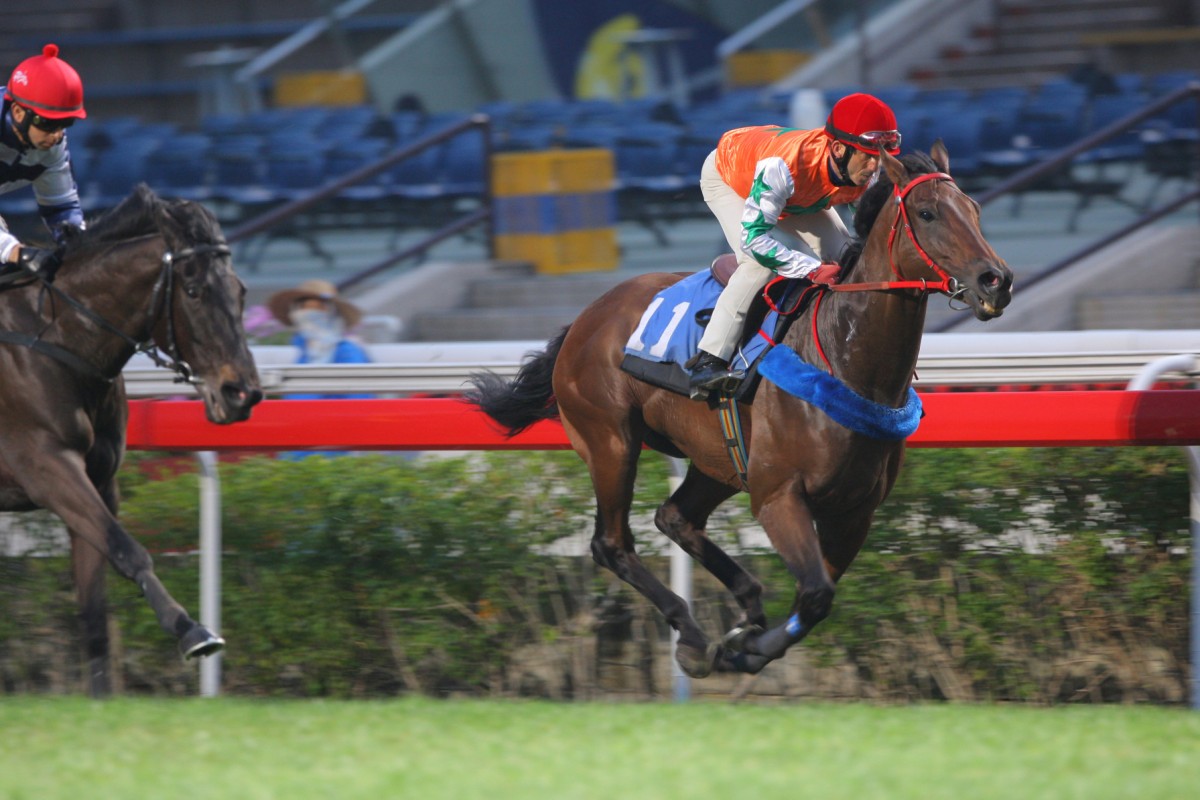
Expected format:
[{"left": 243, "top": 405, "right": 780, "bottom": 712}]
[
  {"left": 0, "top": 330, "right": 114, "bottom": 382},
  {"left": 716, "top": 389, "right": 750, "bottom": 492}
]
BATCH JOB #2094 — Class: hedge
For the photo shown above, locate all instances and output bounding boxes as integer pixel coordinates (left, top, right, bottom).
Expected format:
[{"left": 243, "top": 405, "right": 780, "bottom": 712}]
[{"left": 0, "top": 446, "right": 1190, "bottom": 702}]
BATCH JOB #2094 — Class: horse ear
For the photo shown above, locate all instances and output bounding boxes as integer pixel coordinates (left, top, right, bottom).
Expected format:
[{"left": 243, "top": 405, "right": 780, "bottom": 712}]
[
  {"left": 930, "top": 139, "right": 951, "bottom": 173},
  {"left": 880, "top": 146, "right": 908, "bottom": 188}
]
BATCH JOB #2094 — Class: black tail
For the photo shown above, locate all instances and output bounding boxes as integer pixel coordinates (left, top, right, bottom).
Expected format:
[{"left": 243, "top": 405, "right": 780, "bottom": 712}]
[{"left": 464, "top": 327, "right": 568, "bottom": 437}]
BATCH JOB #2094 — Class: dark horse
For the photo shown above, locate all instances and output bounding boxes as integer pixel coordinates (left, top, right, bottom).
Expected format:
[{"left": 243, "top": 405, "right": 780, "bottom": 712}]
[
  {"left": 469, "top": 143, "right": 1013, "bottom": 677},
  {"left": 0, "top": 184, "right": 262, "bottom": 695}
]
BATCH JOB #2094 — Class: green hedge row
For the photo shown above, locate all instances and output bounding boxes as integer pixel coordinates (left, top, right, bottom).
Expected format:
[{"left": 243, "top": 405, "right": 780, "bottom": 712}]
[{"left": 0, "top": 446, "right": 1190, "bottom": 701}]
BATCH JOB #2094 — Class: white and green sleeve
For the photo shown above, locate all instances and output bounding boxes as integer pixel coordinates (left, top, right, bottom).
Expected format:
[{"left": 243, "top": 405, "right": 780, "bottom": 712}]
[{"left": 740, "top": 157, "right": 821, "bottom": 279}]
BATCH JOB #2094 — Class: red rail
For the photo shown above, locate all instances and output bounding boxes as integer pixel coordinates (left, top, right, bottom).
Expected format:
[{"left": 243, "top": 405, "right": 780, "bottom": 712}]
[{"left": 125, "top": 390, "right": 1200, "bottom": 451}]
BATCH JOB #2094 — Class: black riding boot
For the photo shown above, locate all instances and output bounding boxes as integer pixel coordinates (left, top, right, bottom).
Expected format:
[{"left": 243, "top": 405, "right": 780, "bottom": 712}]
[{"left": 686, "top": 351, "right": 734, "bottom": 399}]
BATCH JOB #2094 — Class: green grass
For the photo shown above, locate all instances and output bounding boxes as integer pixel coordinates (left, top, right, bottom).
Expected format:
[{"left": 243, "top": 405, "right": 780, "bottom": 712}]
[{"left": 2, "top": 697, "right": 1199, "bottom": 799}]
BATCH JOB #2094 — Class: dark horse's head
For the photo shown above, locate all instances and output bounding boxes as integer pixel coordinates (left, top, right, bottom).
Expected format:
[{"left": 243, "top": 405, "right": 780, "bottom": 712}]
[
  {"left": 65, "top": 184, "right": 263, "bottom": 423},
  {"left": 853, "top": 141, "right": 1013, "bottom": 320}
]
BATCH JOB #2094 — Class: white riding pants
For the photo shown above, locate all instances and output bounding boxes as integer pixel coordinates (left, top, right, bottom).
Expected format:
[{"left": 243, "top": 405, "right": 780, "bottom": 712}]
[{"left": 696, "top": 149, "right": 851, "bottom": 362}]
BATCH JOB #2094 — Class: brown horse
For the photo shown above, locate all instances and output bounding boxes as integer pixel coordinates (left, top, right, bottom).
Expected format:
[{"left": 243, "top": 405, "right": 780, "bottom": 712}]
[
  {"left": 0, "top": 184, "right": 262, "bottom": 695},
  {"left": 468, "top": 143, "right": 1013, "bottom": 678}
]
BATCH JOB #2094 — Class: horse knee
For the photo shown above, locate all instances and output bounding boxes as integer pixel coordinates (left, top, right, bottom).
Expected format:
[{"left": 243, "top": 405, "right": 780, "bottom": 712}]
[
  {"left": 654, "top": 503, "right": 706, "bottom": 551},
  {"left": 590, "top": 538, "right": 619, "bottom": 572},
  {"left": 798, "top": 584, "right": 835, "bottom": 628},
  {"left": 107, "top": 530, "right": 153, "bottom": 581},
  {"left": 654, "top": 503, "right": 683, "bottom": 536}
]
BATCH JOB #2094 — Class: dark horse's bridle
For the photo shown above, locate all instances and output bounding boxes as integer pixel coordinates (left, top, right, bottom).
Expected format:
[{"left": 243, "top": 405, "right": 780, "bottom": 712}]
[{"left": 0, "top": 242, "right": 230, "bottom": 384}]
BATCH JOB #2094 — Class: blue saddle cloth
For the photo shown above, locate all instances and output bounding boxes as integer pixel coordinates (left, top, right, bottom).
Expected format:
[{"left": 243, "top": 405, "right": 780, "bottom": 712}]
[
  {"left": 618, "top": 271, "right": 923, "bottom": 440},
  {"left": 620, "top": 270, "right": 795, "bottom": 397}
]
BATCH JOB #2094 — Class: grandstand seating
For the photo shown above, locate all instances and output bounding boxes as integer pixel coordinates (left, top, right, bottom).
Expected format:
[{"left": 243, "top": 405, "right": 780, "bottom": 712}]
[{"left": 38, "top": 68, "right": 1192, "bottom": 242}]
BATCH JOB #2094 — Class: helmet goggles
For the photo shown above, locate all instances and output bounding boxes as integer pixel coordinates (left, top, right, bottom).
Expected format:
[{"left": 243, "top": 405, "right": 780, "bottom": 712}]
[
  {"left": 827, "top": 123, "right": 901, "bottom": 154},
  {"left": 23, "top": 108, "right": 75, "bottom": 132}
]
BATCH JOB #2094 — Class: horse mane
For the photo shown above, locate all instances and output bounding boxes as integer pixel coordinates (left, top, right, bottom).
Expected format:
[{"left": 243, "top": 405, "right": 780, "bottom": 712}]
[
  {"left": 852, "top": 151, "right": 941, "bottom": 241},
  {"left": 61, "top": 183, "right": 221, "bottom": 263}
]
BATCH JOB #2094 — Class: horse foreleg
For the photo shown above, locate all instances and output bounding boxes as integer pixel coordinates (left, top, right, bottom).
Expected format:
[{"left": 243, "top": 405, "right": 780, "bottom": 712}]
[
  {"left": 71, "top": 533, "right": 110, "bottom": 697},
  {"left": 33, "top": 454, "right": 223, "bottom": 660},
  {"left": 719, "top": 488, "right": 835, "bottom": 674},
  {"left": 654, "top": 464, "right": 765, "bottom": 630}
]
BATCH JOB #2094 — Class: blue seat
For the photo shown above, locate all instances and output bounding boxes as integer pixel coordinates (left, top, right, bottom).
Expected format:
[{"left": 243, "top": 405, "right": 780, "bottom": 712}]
[
  {"left": 386, "top": 144, "right": 446, "bottom": 201},
  {"left": 440, "top": 127, "right": 489, "bottom": 197},
  {"left": 262, "top": 148, "right": 329, "bottom": 201},
  {"left": 1081, "top": 93, "right": 1149, "bottom": 162},
  {"left": 324, "top": 138, "right": 392, "bottom": 201},
  {"left": 208, "top": 135, "right": 274, "bottom": 205},
  {"left": 921, "top": 112, "right": 985, "bottom": 179},
  {"left": 83, "top": 135, "right": 163, "bottom": 207},
  {"left": 144, "top": 134, "right": 214, "bottom": 200},
  {"left": 615, "top": 127, "right": 686, "bottom": 194}
]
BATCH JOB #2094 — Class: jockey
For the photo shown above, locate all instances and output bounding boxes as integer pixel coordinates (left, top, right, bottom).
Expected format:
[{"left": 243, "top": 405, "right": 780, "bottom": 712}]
[
  {"left": 0, "top": 44, "right": 88, "bottom": 279},
  {"left": 687, "top": 92, "right": 901, "bottom": 397}
]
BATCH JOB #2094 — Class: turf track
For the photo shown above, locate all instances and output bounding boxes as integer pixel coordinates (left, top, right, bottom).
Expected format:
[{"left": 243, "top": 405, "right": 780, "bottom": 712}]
[{"left": 2, "top": 697, "right": 1199, "bottom": 799}]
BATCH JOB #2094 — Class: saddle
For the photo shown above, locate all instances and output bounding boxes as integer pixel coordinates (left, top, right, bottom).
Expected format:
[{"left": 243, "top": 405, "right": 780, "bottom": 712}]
[{"left": 620, "top": 255, "right": 811, "bottom": 404}]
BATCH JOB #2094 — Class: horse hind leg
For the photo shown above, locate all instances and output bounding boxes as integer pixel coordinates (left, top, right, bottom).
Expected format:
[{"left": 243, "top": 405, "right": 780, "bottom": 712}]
[
  {"left": 568, "top": 421, "right": 720, "bottom": 679},
  {"left": 654, "top": 464, "right": 766, "bottom": 631}
]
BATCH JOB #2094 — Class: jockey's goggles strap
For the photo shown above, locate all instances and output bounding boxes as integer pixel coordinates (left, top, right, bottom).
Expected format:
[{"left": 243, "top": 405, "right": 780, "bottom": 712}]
[{"left": 826, "top": 122, "right": 901, "bottom": 152}]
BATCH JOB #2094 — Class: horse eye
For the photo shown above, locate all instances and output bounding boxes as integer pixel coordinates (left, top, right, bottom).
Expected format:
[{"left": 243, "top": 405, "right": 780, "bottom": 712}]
[
  {"left": 918, "top": 209, "right": 936, "bottom": 222},
  {"left": 184, "top": 283, "right": 202, "bottom": 299}
]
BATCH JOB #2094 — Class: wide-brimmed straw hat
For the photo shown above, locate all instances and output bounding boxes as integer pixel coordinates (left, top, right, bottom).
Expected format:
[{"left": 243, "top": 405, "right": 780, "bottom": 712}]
[{"left": 267, "top": 279, "right": 362, "bottom": 328}]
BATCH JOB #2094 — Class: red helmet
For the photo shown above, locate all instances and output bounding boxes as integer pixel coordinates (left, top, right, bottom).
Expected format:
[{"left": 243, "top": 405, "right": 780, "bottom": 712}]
[
  {"left": 5, "top": 44, "right": 86, "bottom": 120},
  {"left": 824, "top": 93, "right": 899, "bottom": 155}
]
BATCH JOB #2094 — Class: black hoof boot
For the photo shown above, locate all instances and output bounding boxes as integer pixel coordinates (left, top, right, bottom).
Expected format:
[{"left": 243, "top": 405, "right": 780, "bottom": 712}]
[{"left": 180, "top": 625, "right": 226, "bottom": 659}]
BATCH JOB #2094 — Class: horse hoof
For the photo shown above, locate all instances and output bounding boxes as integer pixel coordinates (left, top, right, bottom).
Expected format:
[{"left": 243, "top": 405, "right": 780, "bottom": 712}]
[
  {"left": 675, "top": 642, "right": 721, "bottom": 679},
  {"left": 715, "top": 650, "right": 771, "bottom": 675},
  {"left": 723, "top": 624, "right": 763, "bottom": 652},
  {"left": 180, "top": 626, "right": 226, "bottom": 659}
]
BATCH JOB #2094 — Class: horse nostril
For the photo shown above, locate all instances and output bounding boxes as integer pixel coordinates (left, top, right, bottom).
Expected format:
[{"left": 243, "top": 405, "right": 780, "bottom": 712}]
[
  {"left": 222, "top": 383, "right": 262, "bottom": 408},
  {"left": 979, "top": 271, "right": 1002, "bottom": 291}
]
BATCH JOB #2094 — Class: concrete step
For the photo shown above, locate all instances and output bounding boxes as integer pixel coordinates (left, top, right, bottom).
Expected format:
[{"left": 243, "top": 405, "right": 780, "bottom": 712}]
[
  {"left": 996, "top": 5, "right": 1163, "bottom": 35},
  {"left": 465, "top": 272, "right": 627, "bottom": 309},
  {"left": 909, "top": 70, "right": 1068, "bottom": 93},
  {"left": 1075, "top": 292, "right": 1200, "bottom": 329},
  {"left": 411, "top": 306, "right": 584, "bottom": 342},
  {"left": 931, "top": 49, "right": 1091, "bottom": 74}
]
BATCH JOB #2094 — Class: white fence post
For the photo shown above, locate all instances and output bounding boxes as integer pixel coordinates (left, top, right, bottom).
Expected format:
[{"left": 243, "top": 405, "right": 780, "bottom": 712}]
[{"left": 197, "top": 451, "right": 222, "bottom": 697}]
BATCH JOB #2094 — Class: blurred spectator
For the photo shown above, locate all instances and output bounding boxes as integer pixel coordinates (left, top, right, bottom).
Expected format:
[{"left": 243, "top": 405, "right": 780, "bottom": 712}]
[
  {"left": 267, "top": 279, "right": 371, "bottom": 368},
  {"left": 267, "top": 279, "right": 372, "bottom": 460}
]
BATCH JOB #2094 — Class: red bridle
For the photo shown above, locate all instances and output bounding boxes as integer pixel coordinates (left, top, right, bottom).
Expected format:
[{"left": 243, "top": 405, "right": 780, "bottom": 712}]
[
  {"left": 829, "top": 170, "right": 958, "bottom": 295},
  {"left": 758, "top": 171, "right": 963, "bottom": 372}
]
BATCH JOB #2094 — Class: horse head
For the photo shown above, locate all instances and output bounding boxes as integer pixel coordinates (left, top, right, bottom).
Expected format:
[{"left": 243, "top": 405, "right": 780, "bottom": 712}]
[
  {"left": 873, "top": 141, "right": 1014, "bottom": 320},
  {"left": 154, "top": 198, "right": 263, "bottom": 423}
]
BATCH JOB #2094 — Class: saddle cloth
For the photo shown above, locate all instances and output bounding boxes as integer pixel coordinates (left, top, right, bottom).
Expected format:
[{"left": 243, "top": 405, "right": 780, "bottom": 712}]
[{"left": 620, "top": 266, "right": 801, "bottom": 399}]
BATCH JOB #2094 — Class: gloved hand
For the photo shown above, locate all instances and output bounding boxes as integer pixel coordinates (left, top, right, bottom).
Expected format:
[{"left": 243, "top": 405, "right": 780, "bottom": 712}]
[
  {"left": 807, "top": 263, "right": 842, "bottom": 286},
  {"left": 16, "top": 246, "right": 61, "bottom": 279}
]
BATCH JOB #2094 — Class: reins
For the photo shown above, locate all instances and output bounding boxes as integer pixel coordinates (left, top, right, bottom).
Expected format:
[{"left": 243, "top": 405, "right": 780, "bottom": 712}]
[
  {"left": 0, "top": 242, "right": 229, "bottom": 384},
  {"left": 776, "top": 170, "right": 965, "bottom": 373},
  {"left": 828, "top": 171, "right": 959, "bottom": 295}
]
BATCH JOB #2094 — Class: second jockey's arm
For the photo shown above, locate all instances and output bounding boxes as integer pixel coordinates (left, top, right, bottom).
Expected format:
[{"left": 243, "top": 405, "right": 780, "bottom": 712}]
[{"left": 739, "top": 157, "right": 821, "bottom": 280}]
